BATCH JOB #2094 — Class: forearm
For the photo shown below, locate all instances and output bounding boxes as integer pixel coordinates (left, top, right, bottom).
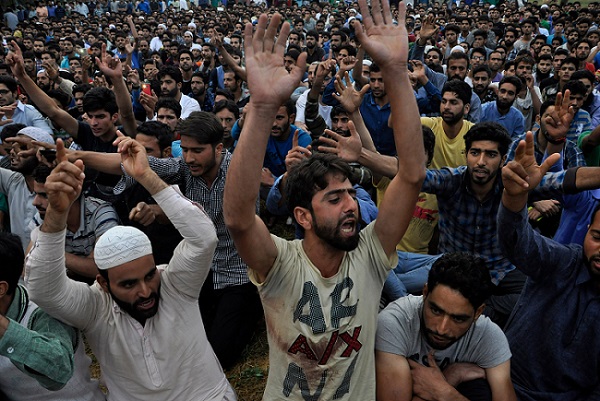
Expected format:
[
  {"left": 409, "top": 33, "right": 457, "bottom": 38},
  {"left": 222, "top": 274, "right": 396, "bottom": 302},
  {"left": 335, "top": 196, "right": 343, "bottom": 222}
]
[
  {"left": 65, "top": 252, "right": 98, "bottom": 279},
  {"left": 16, "top": 72, "right": 62, "bottom": 120},
  {"left": 385, "top": 66, "right": 425, "bottom": 177},
  {"left": 112, "top": 77, "right": 137, "bottom": 137},
  {"left": 358, "top": 148, "right": 398, "bottom": 178},
  {"left": 0, "top": 313, "right": 75, "bottom": 390},
  {"left": 71, "top": 151, "right": 123, "bottom": 175},
  {"left": 135, "top": 169, "right": 168, "bottom": 196},
  {"left": 224, "top": 103, "right": 277, "bottom": 229},
  {"left": 531, "top": 88, "right": 541, "bottom": 116},
  {"left": 581, "top": 126, "right": 600, "bottom": 153}
]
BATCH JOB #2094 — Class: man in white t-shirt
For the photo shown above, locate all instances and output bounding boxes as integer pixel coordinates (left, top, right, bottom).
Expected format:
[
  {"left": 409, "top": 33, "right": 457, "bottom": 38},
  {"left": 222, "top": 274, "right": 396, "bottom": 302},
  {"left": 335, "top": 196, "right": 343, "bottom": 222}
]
[{"left": 376, "top": 253, "right": 517, "bottom": 401}]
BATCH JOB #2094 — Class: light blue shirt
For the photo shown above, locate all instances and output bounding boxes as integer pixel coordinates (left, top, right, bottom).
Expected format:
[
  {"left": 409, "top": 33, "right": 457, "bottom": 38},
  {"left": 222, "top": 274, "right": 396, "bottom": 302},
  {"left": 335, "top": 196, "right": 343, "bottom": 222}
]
[
  {"left": 480, "top": 102, "right": 525, "bottom": 140},
  {"left": 1, "top": 101, "right": 53, "bottom": 135}
]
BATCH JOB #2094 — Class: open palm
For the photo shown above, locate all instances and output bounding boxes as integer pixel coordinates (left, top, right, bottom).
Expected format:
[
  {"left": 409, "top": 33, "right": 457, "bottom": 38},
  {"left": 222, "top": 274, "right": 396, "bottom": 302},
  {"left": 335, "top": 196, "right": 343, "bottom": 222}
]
[
  {"left": 355, "top": 0, "right": 409, "bottom": 69},
  {"left": 244, "top": 13, "right": 306, "bottom": 109}
]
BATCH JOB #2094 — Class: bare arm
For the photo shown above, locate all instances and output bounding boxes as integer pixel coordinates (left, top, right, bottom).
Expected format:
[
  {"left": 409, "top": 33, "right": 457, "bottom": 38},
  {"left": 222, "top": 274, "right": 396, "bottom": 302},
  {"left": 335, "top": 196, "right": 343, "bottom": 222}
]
[
  {"left": 376, "top": 351, "right": 413, "bottom": 401},
  {"left": 214, "top": 37, "right": 247, "bottom": 81},
  {"left": 486, "top": 360, "right": 517, "bottom": 401},
  {"left": 69, "top": 149, "right": 123, "bottom": 175},
  {"left": 580, "top": 124, "right": 600, "bottom": 154},
  {"left": 223, "top": 14, "right": 306, "bottom": 282},
  {"left": 351, "top": 46, "right": 368, "bottom": 89},
  {"left": 65, "top": 253, "right": 99, "bottom": 279},
  {"left": 356, "top": 0, "right": 426, "bottom": 255},
  {"left": 6, "top": 41, "right": 79, "bottom": 137},
  {"left": 96, "top": 44, "right": 137, "bottom": 137}
]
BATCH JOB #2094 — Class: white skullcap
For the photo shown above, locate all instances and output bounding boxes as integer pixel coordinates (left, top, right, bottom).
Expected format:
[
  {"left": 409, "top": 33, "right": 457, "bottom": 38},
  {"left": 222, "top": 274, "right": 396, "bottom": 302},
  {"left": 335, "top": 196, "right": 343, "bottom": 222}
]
[
  {"left": 188, "top": 22, "right": 197, "bottom": 29},
  {"left": 157, "top": 23, "right": 167, "bottom": 30},
  {"left": 18, "top": 127, "right": 55, "bottom": 144},
  {"left": 184, "top": 30, "right": 193, "bottom": 37},
  {"left": 451, "top": 45, "right": 465, "bottom": 54},
  {"left": 94, "top": 226, "right": 152, "bottom": 270},
  {"left": 191, "top": 43, "right": 202, "bottom": 50}
]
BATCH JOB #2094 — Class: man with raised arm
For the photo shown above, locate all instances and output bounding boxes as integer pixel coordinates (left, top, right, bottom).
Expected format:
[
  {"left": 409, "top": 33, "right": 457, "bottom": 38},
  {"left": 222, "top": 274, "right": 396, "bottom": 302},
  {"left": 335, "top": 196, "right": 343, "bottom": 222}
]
[
  {"left": 24, "top": 139, "right": 236, "bottom": 400},
  {"left": 223, "top": 1, "right": 425, "bottom": 399}
]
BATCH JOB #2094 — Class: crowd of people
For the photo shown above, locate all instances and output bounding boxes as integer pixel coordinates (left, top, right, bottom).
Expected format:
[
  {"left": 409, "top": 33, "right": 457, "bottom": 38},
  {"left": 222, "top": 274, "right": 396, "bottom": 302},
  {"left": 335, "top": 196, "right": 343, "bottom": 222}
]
[{"left": 0, "top": 0, "right": 599, "bottom": 400}]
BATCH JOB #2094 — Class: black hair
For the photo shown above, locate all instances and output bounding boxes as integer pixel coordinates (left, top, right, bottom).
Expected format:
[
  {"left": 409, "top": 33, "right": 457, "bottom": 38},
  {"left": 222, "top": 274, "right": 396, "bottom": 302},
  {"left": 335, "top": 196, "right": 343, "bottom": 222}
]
[
  {"left": 213, "top": 99, "right": 239, "bottom": 120},
  {"left": 286, "top": 152, "right": 353, "bottom": 215},
  {"left": 472, "top": 65, "right": 492, "bottom": 79},
  {"left": 464, "top": 122, "right": 512, "bottom": 157},
  {"left": 447, "top": 51, "right": 469, "bottom": 64},
  {"left": 0, "top": 232, "right": 25, "bottom": 296},
  {"left": 191, "top": 70, "right": 209, "bottom": 84},
  {"left": 427, "top": 252, "right": 492, "bottom": 309},
  {"left": 571, "top": 69, "right": 595, "bottom": 83},
  {"left": 33, "top": 163, "right": 52, "bottom": 183},
  {"left": 215, "top": 88, "right": 234, "bottom": 101},
  {"left": 471, "top": 47, "right": 488, "bottom": 60},
  {"left": 136, "top": 120, "right": 173, "bottom": 151},
  {"left": 72, "top": 83, "right": 93, "bottom": 97},
  {"left": 176, "top": 111, "right": 223, "bottom": 146},
  {"left": 499, "top": 75, "right": 523, "bottom": 95},
  {"left": 442, "top": 80, "right": 472, "bottom": 106},
  {"left": 563, "top": 79, "right": 588, "bottom": 97},
  {"left": 444, "top": 24, "right": 460, "bottom": 35},
  {"left": 157, "top": 65, "right": 183, "bottom": 84},
  {"left": 0, "top": 76, "right": 18, "bottom": 93},
  {"left": 47, "top": 89, "right": 72, "bottom": 109},
  {"left": 0, "top": 123, "right": 26, "bottom": 142},
  {"left": 83, "top": 87, "right": 118, "bottom": 115},
  {"left": 472, "top": 29, "right": 488, "bottom": 39},
  {"left": 155, "top": 97, "right": 182, "bottom": 118},
  {"left": 422, "top": 126, "right": 435, "bottom": 166},
  {"left": 540, "top": 98, "right": 558, "bottom": 117}
]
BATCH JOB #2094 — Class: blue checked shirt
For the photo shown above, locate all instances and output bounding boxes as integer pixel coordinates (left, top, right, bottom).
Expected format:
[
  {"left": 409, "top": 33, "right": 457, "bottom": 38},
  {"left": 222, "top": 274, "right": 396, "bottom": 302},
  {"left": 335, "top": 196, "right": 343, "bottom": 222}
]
[
  {"left": 506, "top": 130, "right": 587, "bottom": 169},
  {"left": 422, "top": 166, "right": 567, "bottom": 285}
]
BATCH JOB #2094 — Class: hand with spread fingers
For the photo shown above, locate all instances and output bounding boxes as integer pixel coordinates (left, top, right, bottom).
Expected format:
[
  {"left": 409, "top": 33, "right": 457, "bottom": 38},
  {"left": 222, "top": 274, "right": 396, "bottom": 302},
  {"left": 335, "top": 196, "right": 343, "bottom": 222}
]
[
  {"left": 543, "top": 90, "right": 575, "bottom": 141},
  {"left": 243, "top": 13, "right": 307, "bottom": 109},
  {"left": 315, "top": 121, "right": 362, "bottom": 163},
  {"left": 285, "top": 131, "right": 312, "bottom": 171},
  {"left": 502, "top": 132, "right": 561, "bottom": 197},
  {"left": 355, "top": 0, "right": 410, "bottom": 70},
  {"left": 96, "top": 43, "right": 123, "bottom": 82},
  {"left": 333, "top": 71, "right": 370, "bottom": 114}
]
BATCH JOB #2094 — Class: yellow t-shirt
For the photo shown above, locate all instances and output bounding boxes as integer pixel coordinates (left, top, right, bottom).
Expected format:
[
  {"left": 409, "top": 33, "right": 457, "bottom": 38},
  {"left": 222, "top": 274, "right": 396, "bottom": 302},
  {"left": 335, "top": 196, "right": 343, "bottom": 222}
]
[{"left": 420, "top": 116, "right": 473, "bottom": 169}]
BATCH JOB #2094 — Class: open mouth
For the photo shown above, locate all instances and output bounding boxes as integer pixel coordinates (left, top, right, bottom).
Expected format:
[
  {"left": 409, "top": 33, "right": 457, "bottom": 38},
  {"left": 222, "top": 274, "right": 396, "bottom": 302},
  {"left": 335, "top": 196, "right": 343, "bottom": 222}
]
[{"left": 137, "top": 298, "right": 156, "bottom": 311}]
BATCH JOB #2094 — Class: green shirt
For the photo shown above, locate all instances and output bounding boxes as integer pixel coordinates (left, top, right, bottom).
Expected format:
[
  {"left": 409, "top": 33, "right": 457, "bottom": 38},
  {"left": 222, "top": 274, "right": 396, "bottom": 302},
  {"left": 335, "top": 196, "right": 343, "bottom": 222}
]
[
  {"left": 0, "top": 285, "right": 77, "bottom": 390},
  {"left": 578, "top": 130, "right": 600, "bottom": 167}
]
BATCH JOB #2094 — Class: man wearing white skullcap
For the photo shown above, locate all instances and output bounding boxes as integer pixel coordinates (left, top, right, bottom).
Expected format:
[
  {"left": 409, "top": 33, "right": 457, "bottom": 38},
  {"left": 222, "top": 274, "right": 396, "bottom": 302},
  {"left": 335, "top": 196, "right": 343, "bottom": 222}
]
[
  {"left": 26, "top": 137, "right": 237, "bottom": 401},
  {"left": 0, "top": 127, "right": 55, "bottom": 248}
]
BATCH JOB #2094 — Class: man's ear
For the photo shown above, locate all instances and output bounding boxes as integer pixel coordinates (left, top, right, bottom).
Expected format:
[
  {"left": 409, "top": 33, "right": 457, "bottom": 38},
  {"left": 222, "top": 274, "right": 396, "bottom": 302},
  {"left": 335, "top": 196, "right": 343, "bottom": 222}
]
[
  {"left": 474, "top": 304, "right": 485, "bottom": 321},
  {"left": 422, "top": 283, "right": 429, "bottom": 297},
  {"left": 162, "top": 146, "right": 172, "bottom": 158},
  {"left": 111, "top": 113, "right": 119, "bottom": 124},
  {"left": 293, "top": 206, "right": 312, "bottom": 231},
  {"left": 0, "top": 281, "right": 8, "bottom": 299},
  {"left": 96, "top": 274, "right": 110, "bottom": 294},
  {"left": 464, "top": 103, "right": 471, "bottom": 115},
  {"left": 289, "top": 113, "right": 296, "bottom": 123}
]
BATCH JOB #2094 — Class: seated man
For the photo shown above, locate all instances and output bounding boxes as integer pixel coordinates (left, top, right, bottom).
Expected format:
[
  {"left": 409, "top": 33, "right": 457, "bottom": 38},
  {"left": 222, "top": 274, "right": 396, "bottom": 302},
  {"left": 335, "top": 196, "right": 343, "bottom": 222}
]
[
  {"left": 0, "top": 231, "right": 105, "bottom": 400},
  {"left": 499, "top": 133, "right": 600, "bottom": 400},
  {"left": 376, "top": 253, "right": 516, "bottom": 401},
  {"left": 29, "top": 164, "right": 120, "bottom": 284},
  {"left": 25, "top": 138, "right": 236, "bottom": 400}
]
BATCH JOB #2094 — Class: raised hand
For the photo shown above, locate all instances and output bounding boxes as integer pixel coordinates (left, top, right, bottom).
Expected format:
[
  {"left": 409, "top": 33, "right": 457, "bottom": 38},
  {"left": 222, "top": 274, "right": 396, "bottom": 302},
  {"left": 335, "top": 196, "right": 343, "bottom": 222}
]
[
  {"left": 502, "top": 132, "right": 561, "bottom": 196},
  {"left": 243, "top": 13, "right": 307, "bottom": 109},
  {"left": 543, "top": 90, "right": 575, "bottom": 141},
  {"left": 96, "top": 43, "right": 123, "bottom": 81},
  {"left": 315, "top": 121, "right": 362, "bottom": 162},
  {"left": 419, "top": 14, "right": 439, "bottom": 41},
  {"left": 355, "top": 0, "right": 409, "bottom": 69},
  {"left": 6, "top": 40, "right": 26, "bottom": 78},
  {"left": 410, "top": 60, "right": 427, "bottom": 84},
  {"left": 129, "top": 202, "right": 156, "bottom": 226},
  {"left": 113, "top": 130, "right": 151, "bottom": 181},
  {"left": 285, "top": 131, "right": 312, "bottom": 171},
  {"left": 44, "top": 139, "right": 85, "bottom": 215},
  {"left": 333, "top": 72, "right": 369, "bottom": 113},
  {"left": 338, "top": 55, "right": 357, "bottom": 73}
]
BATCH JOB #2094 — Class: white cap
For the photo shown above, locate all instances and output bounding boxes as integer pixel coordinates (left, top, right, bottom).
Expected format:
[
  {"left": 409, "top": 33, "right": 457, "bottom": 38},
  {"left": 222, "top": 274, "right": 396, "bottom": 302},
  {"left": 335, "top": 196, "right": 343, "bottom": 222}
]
[
  {"left": 18, "top": 127, "right": 54, "bottom": 144},
  {"left": 94, "top": 226, "right": 152, "bottom": 270}
]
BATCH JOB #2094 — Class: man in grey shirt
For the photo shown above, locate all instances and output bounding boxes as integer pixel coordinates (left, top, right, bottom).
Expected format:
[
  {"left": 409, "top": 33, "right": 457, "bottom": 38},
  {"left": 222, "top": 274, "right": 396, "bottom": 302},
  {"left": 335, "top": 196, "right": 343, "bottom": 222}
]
[{"left": 376, "top": 253, "right": 516, "bottom": 401}]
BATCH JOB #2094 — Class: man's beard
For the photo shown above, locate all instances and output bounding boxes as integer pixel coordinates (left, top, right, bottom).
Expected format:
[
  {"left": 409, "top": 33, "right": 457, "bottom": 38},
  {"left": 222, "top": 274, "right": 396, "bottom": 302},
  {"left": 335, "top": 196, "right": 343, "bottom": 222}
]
[
  {"left": 108, "top": 284, "right": 161, "bottom": 323},
  {"left": 12, "top": 156, "right": 38, "bottom": 176},
  {"left": 312, "top": 210, "right": 360, "bottom": 252}
]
